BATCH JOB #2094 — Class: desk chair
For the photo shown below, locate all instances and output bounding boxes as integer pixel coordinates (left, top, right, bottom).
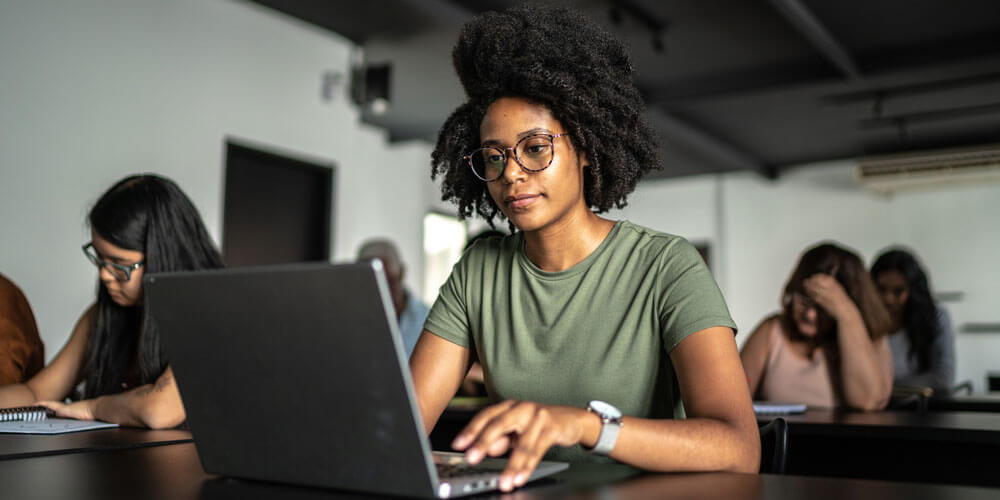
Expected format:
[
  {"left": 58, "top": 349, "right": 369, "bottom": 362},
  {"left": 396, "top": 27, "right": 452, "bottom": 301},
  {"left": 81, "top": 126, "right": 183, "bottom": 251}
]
[
  {"left": 890, "top": 386, "right": 935, "bottom": 413},
  {"left": 758, "top": 417, "right": 788, "bottom": 474},
  {"left": 953, "top": 380, "right": 974, "bottom": 395}
]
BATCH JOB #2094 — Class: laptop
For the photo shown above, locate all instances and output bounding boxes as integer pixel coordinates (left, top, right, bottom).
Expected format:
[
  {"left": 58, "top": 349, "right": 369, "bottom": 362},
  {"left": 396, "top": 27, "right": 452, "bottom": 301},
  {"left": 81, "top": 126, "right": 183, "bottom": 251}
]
[{"left": 145, "top": 261, "right": 568, "bottom": 498}]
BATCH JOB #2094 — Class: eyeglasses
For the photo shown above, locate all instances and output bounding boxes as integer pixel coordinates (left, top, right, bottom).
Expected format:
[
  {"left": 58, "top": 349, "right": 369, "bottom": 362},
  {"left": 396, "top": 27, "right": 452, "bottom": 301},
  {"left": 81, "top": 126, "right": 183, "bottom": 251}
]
[
  {"left": 463, "top": 133, "right": 569, "bottom": 182},
  {"left": 82, "top": 243, "right": 144, "bottom": 282}
]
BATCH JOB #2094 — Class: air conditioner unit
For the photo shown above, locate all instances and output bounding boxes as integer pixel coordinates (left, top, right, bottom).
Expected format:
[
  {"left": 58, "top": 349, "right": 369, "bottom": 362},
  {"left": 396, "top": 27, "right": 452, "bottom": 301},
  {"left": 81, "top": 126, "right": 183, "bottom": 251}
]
[{"left": 855, "top": 144, "right": 1000, "bottom": 194}]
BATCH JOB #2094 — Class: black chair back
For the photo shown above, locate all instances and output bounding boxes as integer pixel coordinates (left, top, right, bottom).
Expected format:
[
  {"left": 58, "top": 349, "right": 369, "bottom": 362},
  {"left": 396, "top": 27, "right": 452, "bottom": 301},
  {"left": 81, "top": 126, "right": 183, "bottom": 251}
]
[{"left": 758, "top": 417, "right": 788, "bottom": 474}]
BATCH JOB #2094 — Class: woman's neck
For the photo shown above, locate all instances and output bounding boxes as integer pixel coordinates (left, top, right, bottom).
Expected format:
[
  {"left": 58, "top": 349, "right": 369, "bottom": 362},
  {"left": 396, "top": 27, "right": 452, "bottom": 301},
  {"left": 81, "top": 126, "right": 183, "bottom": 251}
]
[{"left": 521, "top": 209, "right": 615, "bottom": 272}]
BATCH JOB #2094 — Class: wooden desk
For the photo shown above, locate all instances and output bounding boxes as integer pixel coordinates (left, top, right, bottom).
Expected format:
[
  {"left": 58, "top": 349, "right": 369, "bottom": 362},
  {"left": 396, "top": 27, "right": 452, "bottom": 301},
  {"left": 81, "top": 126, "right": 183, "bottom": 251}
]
[
  {"left": 1, "top": 442, "right": 998, "bottom": 499},
  {"left": 759, "top": 409, "right": 1000, "bottom": 487},
  {"left": 0, "top": 427, "right": 192, "bottom": 460}
]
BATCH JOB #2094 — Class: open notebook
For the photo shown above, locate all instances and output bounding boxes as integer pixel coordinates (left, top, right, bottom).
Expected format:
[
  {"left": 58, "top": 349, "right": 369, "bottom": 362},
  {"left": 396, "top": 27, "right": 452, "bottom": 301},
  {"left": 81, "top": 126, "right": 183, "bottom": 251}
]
[{"left": 0, "top": 406, "right": 119, "bottom": 434}]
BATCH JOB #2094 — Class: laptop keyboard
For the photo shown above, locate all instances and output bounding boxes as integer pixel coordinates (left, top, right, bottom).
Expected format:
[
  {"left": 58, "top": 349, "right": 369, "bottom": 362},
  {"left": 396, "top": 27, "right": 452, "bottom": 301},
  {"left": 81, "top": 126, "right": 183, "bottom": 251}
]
[{"left": 436, "top": 462, "right": 506, "bottom": 479}]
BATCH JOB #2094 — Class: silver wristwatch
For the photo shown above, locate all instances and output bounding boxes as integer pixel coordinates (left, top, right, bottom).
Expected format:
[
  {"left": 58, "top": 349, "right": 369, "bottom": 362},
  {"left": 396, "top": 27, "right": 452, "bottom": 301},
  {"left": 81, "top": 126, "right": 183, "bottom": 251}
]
[{"left": 584, "top": 400, "right": 623, "bottom": 456}]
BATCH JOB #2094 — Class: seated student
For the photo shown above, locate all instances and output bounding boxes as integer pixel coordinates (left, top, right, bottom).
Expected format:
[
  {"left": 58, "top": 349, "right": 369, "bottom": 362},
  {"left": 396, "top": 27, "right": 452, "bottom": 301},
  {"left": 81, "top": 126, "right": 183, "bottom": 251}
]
[
  {"left": 741, "top": 243, "right": 894, "bottom": 411},
  {"left": 357, "top": 238, "right": 430, "bottom": 358},
  {"left": 0, "top": 174, "right": 223, "bottom": 428},
  {"left": 410, "top": 5, "right": 759, "bottom": 492},
  {"left": 871, "top": 248, "right": 955, "bottom": 393},
  {"left": 0, "top": 273, "right": 45, "bottom": 385}
]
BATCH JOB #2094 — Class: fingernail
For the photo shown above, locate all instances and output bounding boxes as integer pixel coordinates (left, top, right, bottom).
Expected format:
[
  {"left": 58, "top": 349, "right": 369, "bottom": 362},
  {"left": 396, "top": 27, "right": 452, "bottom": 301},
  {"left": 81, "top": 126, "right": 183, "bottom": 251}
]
[
  {"left": 515, "top": 473, "right": 528, "bottom": 486},
  {"left": 500, "top": 476, "right": 512, "bottom": 491},
  {"left": 466, "top": 448, "right": 482, "bottom": 463},
  {"left": 452, "top": 435, "right": 468, "bottom": 449}
]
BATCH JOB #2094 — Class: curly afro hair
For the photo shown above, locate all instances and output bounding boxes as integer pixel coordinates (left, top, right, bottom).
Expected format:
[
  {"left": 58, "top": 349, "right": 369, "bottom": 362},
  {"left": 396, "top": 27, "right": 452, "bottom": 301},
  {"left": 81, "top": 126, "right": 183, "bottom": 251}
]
[{"left": 430, "top": 4, "right": 660, "bottom": 227}]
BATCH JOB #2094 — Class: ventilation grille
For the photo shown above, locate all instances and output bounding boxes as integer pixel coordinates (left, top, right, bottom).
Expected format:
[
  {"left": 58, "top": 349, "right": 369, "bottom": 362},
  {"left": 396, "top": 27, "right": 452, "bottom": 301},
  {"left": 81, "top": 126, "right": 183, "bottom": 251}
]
[{"left": 855, "top": 144, "right": 1000, "bottom": 193}]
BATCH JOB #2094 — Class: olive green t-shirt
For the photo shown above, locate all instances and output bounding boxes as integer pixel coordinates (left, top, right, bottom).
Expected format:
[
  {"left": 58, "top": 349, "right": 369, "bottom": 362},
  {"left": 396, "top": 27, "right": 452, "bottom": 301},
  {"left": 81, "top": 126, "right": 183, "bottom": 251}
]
[{"left": 424, "top": 220, "right": 736, "bottom": 462}]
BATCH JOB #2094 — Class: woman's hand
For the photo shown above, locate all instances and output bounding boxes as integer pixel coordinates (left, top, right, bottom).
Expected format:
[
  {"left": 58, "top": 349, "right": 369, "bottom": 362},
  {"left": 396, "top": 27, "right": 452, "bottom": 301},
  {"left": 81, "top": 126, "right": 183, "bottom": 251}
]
[
  {"left": 803, "top": 274, "right": 855, "bottom": 319},
  {"left": 452, "top": 400, "right": 596, "bottom": 492},
  {"left": 35, "top": 399, "right": 97, "bottom": 421}
]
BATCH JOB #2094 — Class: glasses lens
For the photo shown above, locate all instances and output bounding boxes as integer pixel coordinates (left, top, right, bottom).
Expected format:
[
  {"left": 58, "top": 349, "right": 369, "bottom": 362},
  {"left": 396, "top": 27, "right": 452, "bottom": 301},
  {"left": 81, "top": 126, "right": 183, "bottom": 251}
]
[
  {"left": 108, "top": 265, "right": 130, "bottom": 282},
  {"left": 516, "top": 135, "right": 554, "bottom": 172},
  {"left": 83, "top": 244, "right": 101, "bottom": 266},
  {"left": 469, "top": 147, "right": 506, "bottom": 181},
  {"left": 83, "top": 244, "right": 131, "bottom": 281}
]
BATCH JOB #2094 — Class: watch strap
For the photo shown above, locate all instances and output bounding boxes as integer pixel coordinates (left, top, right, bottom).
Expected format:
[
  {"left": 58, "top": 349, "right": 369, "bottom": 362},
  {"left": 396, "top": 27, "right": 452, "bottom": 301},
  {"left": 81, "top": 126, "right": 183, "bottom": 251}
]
[
  {"left": 590, "top": 416, "right": 620, "bottom": 456},
  {"left": 584, "top": 402, "right": 622, "bottom": 456}
]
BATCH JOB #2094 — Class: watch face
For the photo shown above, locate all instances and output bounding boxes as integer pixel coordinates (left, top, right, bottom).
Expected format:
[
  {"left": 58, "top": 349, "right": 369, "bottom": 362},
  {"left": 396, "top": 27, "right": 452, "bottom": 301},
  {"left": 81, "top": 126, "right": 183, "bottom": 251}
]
[{"left": 589, "top": 400, "right": 622, "bottom": 419}]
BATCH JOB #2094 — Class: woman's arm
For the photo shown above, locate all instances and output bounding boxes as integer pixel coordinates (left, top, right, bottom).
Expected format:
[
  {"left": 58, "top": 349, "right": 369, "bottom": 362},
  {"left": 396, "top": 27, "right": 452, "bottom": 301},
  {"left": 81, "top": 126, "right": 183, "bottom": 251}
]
[
  {"left": 739, "top": 317, "right": 777, "bottom": 398},
  {"left": 410, "top": 329, "right": 472, "bottom": 434},
  {"left": 453, "top": 327, "right": 760, "bottom": 492},
  {"left": 806, "top": 275, "right": 892, "bottom": 410},
  {"left": 0, "top": 306, "right": 95, "bottom": 407},
  {"left": 37, "top": 366, "right": 184, "bottom": 429}
]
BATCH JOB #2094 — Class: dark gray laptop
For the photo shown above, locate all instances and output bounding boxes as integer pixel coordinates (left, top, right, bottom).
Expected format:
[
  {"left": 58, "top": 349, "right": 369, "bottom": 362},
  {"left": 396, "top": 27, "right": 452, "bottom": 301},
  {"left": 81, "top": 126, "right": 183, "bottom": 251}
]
[{"left": 145, "top": 261, "right": 567, "bottom": 498}]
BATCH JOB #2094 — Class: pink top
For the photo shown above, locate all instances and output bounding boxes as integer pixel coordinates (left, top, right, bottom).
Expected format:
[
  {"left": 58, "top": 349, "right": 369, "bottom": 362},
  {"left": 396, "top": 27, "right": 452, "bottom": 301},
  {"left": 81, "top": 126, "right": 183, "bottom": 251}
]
[{"left": 757, "top": 317, "right": 839, "bottom": 408}]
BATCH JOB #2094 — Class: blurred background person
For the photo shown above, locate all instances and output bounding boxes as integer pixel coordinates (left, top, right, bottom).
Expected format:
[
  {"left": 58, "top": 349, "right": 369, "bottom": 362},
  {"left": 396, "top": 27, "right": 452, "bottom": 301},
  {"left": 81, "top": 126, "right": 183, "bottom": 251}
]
[
  {"left": 741, "top": 242, "right": 894, "bottom": 410},
  {"left": 358, "top": 239, "right": 429, "bottom": 358},
  {"left": 871, "top": 248, "right": 955, "bottom": 393},
  {"left": 0, "top": 273, "right": 45, "bottom": 385}
]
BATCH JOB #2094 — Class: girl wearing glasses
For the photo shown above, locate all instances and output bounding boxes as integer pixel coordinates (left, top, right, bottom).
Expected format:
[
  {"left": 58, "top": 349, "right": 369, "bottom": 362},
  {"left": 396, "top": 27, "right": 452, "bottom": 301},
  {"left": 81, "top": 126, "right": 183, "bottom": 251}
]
[
  {"left": 410, "top": 5, "right": 759, "bottom": 491},
  {"left": 740, "top": 243, "right": 893, "bottom": 410},
  {"left": 0, "top": 174, "right": 222, "bottom": 428}
]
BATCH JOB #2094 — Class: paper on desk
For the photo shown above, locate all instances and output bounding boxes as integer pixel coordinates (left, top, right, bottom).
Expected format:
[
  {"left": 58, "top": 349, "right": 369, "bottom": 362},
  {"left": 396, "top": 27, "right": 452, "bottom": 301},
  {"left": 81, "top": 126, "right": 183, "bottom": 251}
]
[
  {"left": 0, "top": 418, "right": 119, "bottom": 434},
  {"left": 753, "top": 401, "right": 807, "bottom": 415}
]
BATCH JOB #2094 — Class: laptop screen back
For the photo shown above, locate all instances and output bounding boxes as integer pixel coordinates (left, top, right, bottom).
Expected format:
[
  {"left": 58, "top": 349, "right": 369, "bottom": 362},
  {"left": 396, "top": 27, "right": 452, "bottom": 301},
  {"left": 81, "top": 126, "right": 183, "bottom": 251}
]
[{"left": 145, "top": 262, "right": 438, "bottom": 497}]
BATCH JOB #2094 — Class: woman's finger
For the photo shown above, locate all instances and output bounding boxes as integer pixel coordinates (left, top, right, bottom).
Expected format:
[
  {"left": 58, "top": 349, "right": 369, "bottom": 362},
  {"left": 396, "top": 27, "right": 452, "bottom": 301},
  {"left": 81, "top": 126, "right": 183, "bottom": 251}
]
[
  {"left": 501, "top": 414, "right": 549, "bottom": 490},
  {"left": 452, "top": 400, "right": 515, "bottom": 450},
  {"left": 464, "top": 402, "right": 536, "bottom": 463}
]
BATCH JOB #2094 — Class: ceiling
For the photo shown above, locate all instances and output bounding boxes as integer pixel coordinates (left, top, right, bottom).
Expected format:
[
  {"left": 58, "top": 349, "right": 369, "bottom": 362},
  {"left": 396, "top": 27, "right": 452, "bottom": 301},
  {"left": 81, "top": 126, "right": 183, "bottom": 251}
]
[{"left": 249, "top": 0, "right": 1000, "bottom": 180}]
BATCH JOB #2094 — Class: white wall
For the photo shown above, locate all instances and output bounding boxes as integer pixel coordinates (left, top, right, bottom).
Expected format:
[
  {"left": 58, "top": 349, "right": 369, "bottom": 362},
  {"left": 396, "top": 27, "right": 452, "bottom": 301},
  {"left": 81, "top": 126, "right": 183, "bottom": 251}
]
[
  {"left": 617, "top": 161, "right": 1000, "bottom": 391},
  {"left": 0, "top": 0, "right": 435, "bottom": 360}
]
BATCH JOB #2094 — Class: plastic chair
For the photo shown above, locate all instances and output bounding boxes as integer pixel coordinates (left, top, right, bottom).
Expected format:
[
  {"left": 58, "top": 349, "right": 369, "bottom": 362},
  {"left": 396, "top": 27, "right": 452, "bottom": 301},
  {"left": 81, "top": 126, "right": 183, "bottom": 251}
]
[{"left": 758, "top": 417, "right": 788, "bottom": 474}]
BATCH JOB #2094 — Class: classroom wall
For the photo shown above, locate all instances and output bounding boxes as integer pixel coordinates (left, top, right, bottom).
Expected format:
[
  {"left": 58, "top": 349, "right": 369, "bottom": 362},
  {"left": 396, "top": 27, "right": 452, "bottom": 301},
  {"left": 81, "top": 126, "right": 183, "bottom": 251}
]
[
  {"left": 616, "top": 160, "right": 1000, "bottom": 392},
  {"left": 0, "top": 0, "right": 437, "bottom": 360},
  {"left": 2, "top": 0, "right": 996, "bottom": 392}
]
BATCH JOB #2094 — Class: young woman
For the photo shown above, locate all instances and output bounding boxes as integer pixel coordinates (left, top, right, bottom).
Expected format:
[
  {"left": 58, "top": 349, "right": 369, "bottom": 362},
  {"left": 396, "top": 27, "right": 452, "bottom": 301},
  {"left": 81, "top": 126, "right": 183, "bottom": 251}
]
[
  {"left": 0, "top": 174, "right": 223, "bottom": 428},
  {"left": 410, "top": 5, "right": 759, "bottom": 492},
  {"left": 741, "top": 243, "right": 894, "bottom": 411},
  {"left": 871, "top": 248, "right": 955, "bottom": 392}
]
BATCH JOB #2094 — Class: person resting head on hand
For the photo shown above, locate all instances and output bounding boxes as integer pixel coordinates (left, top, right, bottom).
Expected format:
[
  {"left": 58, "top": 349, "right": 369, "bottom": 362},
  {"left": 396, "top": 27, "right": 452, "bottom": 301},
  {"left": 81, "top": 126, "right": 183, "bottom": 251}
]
[
  {"left": 0, "top": 174, "right": 223, "bottom": 429},
  {"left": 741, "top": 242, "right": 894, "bottom": 411}
]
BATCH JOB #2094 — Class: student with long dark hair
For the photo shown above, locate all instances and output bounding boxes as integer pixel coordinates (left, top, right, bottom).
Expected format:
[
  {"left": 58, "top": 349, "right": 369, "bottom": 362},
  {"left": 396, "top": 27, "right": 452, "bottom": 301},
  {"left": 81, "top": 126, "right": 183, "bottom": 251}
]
[
  {"left": 410, "top": 5, "right": 759, "bottom": 492},
  {"left": 0, "top": 174, "right": 222, "bottom": 428},
  {"left": 741, "top": 243, "right": 894, "bottom": 410},
  {"left": 870, "top": 248, "right": 955, "bottom": 392}
]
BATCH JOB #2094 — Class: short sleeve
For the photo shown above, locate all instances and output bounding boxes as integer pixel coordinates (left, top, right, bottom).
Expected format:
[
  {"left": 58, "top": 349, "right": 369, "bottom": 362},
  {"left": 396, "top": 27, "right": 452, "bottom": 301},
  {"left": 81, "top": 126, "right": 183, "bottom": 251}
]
[
  {"left": 656, "top": 239, "right": 737, "bottom": 351},
  {"left": 423, "top": 252, "right": 473, "bottom": 349}
]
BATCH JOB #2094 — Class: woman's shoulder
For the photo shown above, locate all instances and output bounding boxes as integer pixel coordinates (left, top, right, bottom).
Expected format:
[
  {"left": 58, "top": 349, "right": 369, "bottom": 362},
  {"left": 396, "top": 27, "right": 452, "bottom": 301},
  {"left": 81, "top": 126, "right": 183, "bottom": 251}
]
[
  {"left": 751, "top": 314, "right": 784, "bottom": 340},
  {"left": 615, "top": 220, "right": 687, "bottom": 245},
  {"left": 463, "top": 231, "right": 519, "bottom": 260},
  {"left": 611, "top": 221, "right": 699, "bottom": 261}
]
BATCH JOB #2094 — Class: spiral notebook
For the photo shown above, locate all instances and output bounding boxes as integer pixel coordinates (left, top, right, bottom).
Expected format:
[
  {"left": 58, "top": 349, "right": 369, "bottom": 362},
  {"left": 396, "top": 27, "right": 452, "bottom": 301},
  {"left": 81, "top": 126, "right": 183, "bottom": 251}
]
[{"left": 0, "top": 405, "right": 119, "bottom": 434}]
